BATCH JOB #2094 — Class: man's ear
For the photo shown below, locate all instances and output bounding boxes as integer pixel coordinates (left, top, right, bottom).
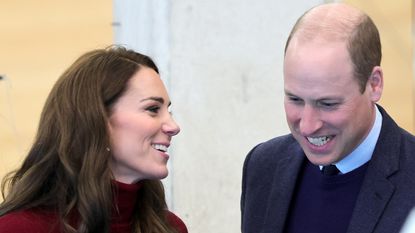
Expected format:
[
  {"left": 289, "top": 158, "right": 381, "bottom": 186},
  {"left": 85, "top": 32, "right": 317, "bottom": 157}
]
[{"left": 367, "top": 66, "right": 383, "bottom": 102}]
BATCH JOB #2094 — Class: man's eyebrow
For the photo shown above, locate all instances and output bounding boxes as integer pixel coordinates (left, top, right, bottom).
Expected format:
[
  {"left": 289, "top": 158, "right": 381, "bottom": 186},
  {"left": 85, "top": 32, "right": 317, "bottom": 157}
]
[
  {"left": 284, "top": 90, "right": 296, "bottom": 96},
  {"left": 283, "top": 91, "right": 342, "bottom": 103}
]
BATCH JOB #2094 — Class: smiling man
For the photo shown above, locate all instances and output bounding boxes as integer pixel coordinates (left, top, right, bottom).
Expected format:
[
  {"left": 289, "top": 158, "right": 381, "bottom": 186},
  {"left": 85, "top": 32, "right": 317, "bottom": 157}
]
[{"left": 241, "top": 3, "right": 415, "bottom": 233}]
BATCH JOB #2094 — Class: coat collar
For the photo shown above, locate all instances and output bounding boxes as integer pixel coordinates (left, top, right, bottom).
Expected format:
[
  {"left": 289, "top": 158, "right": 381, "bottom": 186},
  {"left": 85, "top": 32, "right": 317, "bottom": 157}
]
[{"left": 347, "top": 105, "right": 401, "bottom": 233}]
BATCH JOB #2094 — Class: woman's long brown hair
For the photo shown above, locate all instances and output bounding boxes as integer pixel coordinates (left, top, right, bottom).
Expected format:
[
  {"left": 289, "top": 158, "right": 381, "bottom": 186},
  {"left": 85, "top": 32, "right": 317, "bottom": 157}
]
[{"left": 0, "top": 46, "right": 178, "bottom": 233}]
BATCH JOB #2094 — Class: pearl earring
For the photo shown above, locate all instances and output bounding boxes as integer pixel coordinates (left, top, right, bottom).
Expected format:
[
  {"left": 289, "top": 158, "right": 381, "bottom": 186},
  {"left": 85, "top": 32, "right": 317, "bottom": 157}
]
[{"left": 106, "top": 147, "right": 111, "bottom": 152}]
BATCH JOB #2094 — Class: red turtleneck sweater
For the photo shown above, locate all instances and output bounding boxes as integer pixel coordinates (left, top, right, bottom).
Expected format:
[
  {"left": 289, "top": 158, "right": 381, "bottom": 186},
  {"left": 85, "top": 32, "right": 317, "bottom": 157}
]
[{"left": 0, "top": 181, "right": 188, "bottom": 233}]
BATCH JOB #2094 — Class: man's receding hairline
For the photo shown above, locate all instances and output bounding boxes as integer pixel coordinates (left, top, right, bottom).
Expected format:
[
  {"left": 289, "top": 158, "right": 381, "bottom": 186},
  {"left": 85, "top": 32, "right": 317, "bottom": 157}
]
[{"left": 290, "top": 3, "right": 365, "bottom": 44}]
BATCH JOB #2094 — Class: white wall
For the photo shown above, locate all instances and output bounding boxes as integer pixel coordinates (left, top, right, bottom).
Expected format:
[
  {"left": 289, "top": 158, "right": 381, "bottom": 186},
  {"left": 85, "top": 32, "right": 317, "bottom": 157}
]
[{"left": 114, "top": 1, "right": 323, "bottom": 232}]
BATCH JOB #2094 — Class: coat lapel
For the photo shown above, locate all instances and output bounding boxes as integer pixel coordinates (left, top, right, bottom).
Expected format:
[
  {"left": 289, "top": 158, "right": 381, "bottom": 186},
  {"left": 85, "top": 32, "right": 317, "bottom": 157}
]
[
  {"left": 262, "top": 145, "right": 305, "bottom": 233},
  {"left": 347, "top": 106, "right": 400, "bottom": 233}
]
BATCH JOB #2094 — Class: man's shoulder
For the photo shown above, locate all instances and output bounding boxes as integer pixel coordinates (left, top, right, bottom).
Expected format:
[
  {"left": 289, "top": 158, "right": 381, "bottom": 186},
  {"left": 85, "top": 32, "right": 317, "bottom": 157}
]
[
  {"left": 379, "top": 107, "right": 415, "bottom": 156},
  {"left": 245, "top": 134, "right": 300, "bottom": 166},
  {"left": 379, "top": 105, "right": 415, "bottom": 145},
  {"left": 399, "top": 127, "right": 415, "bottom": 145},
  {"left": 261, "top": 133, "right": 297, "bottom": 146},
  {"left": 250, "top": 134, "right": 298, "bottom": 156},
  {"left": 395, "top": 128, "right": 415, "bottom": 167}
]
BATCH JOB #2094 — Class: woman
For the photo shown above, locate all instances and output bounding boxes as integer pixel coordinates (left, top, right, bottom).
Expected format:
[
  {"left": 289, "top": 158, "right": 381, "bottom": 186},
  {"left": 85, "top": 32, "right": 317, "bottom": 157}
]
[{"left": 0, "top": 46, "right": 187, "bottom": 233}]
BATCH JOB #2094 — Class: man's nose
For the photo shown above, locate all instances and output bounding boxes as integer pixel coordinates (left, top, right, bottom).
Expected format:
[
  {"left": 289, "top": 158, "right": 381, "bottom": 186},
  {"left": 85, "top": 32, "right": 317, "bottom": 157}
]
[{"left": 299, "top": 105, "right": 322, "bottom": 135}]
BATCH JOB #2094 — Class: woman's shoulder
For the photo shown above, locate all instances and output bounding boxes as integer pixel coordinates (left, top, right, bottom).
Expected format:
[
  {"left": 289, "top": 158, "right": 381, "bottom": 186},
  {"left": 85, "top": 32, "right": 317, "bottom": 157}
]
[
  {"left": 166, "top": 210, "right": 188, "bottom": 233},
  {"left": 0, "top": 209, "right": 60, "bottom": 233}
]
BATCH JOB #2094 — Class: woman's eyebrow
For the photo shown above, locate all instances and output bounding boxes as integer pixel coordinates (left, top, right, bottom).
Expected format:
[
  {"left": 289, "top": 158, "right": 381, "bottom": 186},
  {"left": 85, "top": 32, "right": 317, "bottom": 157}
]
[{"left": 140, "top": 96, "right": 165, "bottom": 104}]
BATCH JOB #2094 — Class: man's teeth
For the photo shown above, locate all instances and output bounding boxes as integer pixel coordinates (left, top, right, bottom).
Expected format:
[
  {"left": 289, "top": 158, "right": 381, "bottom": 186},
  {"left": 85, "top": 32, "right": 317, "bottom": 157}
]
[
  {"left": 307, "top": 136, "right": 331, "bottom": 146},
  {"left": 152, "top": 144, "right": 168, "bottom": 152}
]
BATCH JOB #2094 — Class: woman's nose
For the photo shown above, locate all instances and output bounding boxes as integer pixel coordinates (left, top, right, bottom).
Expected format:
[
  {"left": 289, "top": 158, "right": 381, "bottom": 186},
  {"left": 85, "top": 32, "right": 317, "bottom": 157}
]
[{"left": 162, "top": 116, "right": 181, "bottom": 136}]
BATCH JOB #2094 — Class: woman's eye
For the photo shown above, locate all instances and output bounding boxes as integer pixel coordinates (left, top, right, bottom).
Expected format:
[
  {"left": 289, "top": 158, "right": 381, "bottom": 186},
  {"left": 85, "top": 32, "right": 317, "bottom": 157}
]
[{"left": 147, "top": 106, "right": 160, "bottom": 113}]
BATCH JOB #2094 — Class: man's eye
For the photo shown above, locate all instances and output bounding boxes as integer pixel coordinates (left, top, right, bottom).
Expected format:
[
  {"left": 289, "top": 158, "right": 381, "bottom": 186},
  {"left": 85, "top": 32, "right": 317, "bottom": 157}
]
[
  {"left": 320, "top": 102, "right": 338, "bottom": 108},
  {"left": 288, "top": 96, "right": 303, "bottom": 104}
]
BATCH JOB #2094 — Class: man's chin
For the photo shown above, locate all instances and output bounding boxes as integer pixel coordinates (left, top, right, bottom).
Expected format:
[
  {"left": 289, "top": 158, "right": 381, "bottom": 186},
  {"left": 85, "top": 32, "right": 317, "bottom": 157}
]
[{"left": 304, "top": 153, "right": 337, "bottom": 166}]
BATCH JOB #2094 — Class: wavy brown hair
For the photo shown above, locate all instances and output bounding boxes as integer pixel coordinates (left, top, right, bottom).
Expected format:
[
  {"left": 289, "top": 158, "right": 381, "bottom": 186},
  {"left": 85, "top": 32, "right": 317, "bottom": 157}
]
[{"left": 0, "top": 46, "right": 178, "bottom": 233}]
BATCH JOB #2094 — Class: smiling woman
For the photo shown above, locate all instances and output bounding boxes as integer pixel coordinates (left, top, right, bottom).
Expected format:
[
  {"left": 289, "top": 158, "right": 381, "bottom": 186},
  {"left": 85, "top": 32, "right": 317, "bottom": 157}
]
[
  {"left": 108, "top": 67, "right": 180, "bottom": 184},
  {"left": 0, "top": 46, "right": 187, "bottom": 233}
]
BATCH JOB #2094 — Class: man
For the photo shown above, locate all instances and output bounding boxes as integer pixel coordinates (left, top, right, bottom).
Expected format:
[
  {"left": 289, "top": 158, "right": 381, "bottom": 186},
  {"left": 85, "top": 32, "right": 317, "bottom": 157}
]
[{"left": 241, "top": 3, "right": 415, "bottom": 233}]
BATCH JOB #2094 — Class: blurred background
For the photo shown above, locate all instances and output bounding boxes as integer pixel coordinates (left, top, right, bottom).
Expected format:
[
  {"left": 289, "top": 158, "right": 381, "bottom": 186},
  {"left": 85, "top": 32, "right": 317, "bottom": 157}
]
[{"left": 0, "top": 0, "right": 413, "bottom": 232}]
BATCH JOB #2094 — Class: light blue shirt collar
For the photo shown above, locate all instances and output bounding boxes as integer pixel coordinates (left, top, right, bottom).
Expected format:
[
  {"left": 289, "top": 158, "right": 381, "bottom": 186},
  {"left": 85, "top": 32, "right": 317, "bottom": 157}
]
[{"left": 320, "top": 105, "right": 382, "bottom": 174}]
